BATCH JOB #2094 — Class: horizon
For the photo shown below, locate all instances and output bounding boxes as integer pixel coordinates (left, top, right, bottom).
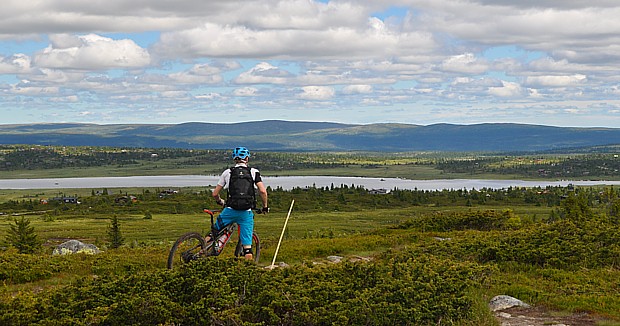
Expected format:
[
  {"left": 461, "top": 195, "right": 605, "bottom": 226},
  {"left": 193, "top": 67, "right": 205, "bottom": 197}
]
[
  {"left": 1, "top": 1, "right": 620, "bottom": 128},
  {"left": 2, "top": 119, "right": 620, "bottom": 130}
]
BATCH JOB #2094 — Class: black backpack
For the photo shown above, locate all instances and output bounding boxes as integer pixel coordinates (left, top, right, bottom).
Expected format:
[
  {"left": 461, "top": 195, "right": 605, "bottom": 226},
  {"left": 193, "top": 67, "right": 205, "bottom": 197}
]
[{"left": 226, "top": 166, "right": 256, "bottom": 210}]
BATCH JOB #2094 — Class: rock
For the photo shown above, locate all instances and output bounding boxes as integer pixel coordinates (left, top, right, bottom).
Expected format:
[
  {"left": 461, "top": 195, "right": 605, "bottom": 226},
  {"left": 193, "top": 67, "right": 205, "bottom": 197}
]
[
  {"left": 489, "top": 295, "right": 530, "bottom": 312},
  {"left": 326, "top": 255, "right": 343, "bottom": 263},
  {"left": 53, "top": 239, "right": 101, "bottom": 255}
]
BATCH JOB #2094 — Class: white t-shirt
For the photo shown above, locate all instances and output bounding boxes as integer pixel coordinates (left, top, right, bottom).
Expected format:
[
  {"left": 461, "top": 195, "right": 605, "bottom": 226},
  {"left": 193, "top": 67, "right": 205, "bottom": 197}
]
[{"left": 217, "top": 163, "right": 262, "bottom": 189}]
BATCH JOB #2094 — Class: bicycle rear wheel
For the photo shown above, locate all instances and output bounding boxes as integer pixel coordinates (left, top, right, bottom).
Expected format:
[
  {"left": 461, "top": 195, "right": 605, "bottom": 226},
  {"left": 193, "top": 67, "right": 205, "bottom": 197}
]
[
  {"left": 167, "top": 232, "right": 207, "bottom": 270},
  {"left": 234, "top": 231, "right": 260, "bottom": 263}
]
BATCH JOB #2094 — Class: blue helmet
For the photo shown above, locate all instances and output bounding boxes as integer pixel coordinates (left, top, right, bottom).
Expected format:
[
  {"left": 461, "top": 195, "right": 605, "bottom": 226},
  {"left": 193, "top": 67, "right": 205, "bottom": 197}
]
[{"left": 232, "top": 147, "right": 250, "bottom": 160}]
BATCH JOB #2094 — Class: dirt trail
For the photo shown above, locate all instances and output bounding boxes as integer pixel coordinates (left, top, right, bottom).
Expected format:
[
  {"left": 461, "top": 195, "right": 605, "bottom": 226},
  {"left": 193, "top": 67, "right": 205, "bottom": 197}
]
[{"left": 495, "top": 306, "right": 599, "bottom": 326}]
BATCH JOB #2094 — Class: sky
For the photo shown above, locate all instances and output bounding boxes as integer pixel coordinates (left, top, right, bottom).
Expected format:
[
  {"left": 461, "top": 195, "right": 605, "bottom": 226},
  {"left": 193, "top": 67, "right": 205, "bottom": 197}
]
[{"left": 1, "top": 0, "right": 620, "bottom": 128}]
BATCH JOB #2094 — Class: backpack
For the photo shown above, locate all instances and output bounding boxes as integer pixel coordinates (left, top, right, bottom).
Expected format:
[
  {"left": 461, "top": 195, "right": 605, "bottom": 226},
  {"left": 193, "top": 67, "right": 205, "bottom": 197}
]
[{"left": 226, "top": 166, "right": 256, "bottom": 210}]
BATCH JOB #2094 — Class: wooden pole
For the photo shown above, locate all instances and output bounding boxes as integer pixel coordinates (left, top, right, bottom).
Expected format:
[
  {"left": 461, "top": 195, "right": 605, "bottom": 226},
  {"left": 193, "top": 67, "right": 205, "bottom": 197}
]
[{"left": 269, "top": 199, "right": 294, "bottom": 269}]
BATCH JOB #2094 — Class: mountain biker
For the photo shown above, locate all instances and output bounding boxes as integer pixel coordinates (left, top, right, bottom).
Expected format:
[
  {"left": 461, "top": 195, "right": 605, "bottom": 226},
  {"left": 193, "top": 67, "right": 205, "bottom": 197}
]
[{"left": 212, "top": 146, "right": 268, "bottom": 260}]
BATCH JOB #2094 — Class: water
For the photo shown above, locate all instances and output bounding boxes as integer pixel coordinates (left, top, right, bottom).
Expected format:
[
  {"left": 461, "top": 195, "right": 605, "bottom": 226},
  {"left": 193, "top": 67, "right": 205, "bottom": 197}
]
[{"left": 1, "top": 175, "right": 620, "bottom": 191}]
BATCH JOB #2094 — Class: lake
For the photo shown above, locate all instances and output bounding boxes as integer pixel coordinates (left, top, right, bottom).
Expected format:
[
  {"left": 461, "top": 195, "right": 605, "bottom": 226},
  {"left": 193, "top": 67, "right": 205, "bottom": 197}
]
[{"left": 1, "top": 175, "right": 620, "bottom": 191}]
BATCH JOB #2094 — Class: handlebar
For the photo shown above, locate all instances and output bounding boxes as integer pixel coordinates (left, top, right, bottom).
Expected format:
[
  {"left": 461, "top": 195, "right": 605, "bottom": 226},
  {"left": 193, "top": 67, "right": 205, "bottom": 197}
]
[{"left": 203, "top": 209, "right": 220, "bottom": 216}]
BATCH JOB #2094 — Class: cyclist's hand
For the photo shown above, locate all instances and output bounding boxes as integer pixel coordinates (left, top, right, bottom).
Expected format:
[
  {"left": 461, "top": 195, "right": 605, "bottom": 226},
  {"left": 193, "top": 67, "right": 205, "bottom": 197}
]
[
  {"left": 216, "top": 198, "right": 226, "bottom": 207},
  {"left": 261, "top": 207, "right": 270, "bottom": 214}
]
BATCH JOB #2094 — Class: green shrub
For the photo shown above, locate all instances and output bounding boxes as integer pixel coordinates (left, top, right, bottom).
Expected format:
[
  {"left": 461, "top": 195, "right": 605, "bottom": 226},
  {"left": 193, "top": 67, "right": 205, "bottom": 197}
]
[
  {"left": 0, "top": 250, "right": 64, "bottom": 284},
  {"left": 1, "top": 255, "right": 489, "bottom": 325},
  {"left": 396, "top": 209, "right": 518, "bottom": 232}
]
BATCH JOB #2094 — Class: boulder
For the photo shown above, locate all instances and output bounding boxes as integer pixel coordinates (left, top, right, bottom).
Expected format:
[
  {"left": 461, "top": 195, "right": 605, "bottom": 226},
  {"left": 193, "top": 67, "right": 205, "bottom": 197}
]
[
  {"left": 489, "top": 295, "right": 531, "bottom": 311},
  {"left": 326, "top": 255, "right": 343, "bottom": 263},
  {"left": 53, "top": 239, "right": 101, "bottom": 255}
]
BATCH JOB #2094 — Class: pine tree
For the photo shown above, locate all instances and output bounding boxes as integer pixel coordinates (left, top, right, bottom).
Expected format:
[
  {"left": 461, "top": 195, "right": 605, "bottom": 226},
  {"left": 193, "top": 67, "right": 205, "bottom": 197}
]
[
  {"left": 107, "top": 215, "right": 125, "bottom": 249},
  {"left": 6, "top": 217, "right": 39, "bottom": 253}
]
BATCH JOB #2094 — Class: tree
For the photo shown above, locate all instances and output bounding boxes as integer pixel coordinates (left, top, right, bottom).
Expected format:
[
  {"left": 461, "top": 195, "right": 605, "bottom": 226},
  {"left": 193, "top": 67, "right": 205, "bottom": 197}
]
[
  {"left": 107, "top": 215, "right": 125, "bottom": 249},
  {"left": 6, "top": 217, "right": 39, "bottom": 253},
  {"left": 560, "top": 191, "right": 592, "bottom": 222}
]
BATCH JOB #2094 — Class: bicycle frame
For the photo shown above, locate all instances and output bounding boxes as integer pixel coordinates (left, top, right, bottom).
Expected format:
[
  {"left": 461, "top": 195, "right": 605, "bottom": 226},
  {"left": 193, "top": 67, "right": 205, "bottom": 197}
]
[{"left": 203, "top": 209, "right": 238, "bottom": 257}]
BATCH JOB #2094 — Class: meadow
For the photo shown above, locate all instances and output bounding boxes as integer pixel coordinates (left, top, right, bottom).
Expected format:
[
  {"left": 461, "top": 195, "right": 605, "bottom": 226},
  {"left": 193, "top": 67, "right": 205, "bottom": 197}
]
[{"left": 1, "top": 182, "right": 620, "bottom": 325}]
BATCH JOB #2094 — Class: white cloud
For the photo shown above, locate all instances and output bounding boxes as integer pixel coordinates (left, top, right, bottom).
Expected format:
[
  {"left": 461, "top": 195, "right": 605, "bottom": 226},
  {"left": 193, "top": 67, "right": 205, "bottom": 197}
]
[
  {"left": 343, "top": 84, "right": 373, "bottom": 94},
  {"left": 233, "top": 87, "right": 258, "bottom": 96},
  {"left": 169, "top": 63, "right": 225, "bottom": 84},
  {"left": 441, "top": 53, "right": 488, "bottom": 74},
  {"left": 34, "top": 34, "right": 150, "bottom": 70},
  {"left": 298, "top": 86, "right": 335, "bottom": 100},
  {"left": 0, "top": 54, "right": 31, "bottom": 74},
  {"left": 525, "top": 74, "right": 587, "bottom": 87},
  {"left": 195, "top": 93, "right": 223, "bottom": 100},
  {"left": 235, "top": 62, "right": 292, "bottom": 84},
  {"left": 10, "top": 85, "right": 60, "bottom": 95},
  {"left": 49, "top": 95, "right": 79, "bottom": 103},
  {"left": 488, "top": 81, "right": 523, "bottom": 97},
  {"left": 153, "top": 16, "right": 437, "bottom": 60}
]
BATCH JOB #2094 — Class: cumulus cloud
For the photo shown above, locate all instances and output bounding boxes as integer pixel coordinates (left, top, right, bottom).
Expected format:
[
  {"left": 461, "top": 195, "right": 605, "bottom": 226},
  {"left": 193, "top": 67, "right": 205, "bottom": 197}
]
[
  {"left": 153, "top": 17, "right": 436, "bottom": 60},
  {"left": 169, "top": 63, "right": 225, "bottom": 84},
  {"left": 343, "top": 84, "right": 373, "bottom": 94},
  {"left": 441, "top": 53, "right": 489, "bottom": 74},
  {"left": 34, "top": 34, "right": 150, "bottom": 70},
  {"left": 298, "top": 86, "right": 335, "bottom": 100},
  {"left": 525, "top": 74, "right": 587, "bottom": 87},
  {"left": 488, "top": 81, "right": 523, "bottom": 97},
  {"left": 0, "top": 54, "right": 31, "bottom": 74},
  {"left": 235, "top": 62, "right": 292, "bottom": 84},
  {"left": 233, "top": 87, "right": 259, "bottom": 96}
]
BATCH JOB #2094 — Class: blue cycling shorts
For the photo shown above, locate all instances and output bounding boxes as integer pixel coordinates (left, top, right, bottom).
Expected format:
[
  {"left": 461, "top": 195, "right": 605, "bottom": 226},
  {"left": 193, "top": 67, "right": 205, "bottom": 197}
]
[{"left": 215, "top": 207, "right": 254, "bottom": 246}]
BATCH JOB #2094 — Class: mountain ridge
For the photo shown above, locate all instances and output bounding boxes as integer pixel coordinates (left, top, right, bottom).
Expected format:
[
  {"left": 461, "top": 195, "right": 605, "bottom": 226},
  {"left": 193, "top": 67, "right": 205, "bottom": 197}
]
[{"left": 1, "top": 120, "right": 619, "bottom": 152}]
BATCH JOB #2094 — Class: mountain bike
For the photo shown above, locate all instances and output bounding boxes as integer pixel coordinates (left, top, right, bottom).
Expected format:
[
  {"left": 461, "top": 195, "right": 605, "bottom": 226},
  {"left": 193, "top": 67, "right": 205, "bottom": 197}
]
[{"left": 167, "top": 209, "right": 261, "bottom": 269}]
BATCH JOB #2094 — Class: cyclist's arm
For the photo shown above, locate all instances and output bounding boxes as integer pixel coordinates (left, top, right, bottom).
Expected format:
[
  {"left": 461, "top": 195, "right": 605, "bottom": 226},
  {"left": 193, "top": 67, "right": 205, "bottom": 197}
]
[
  {"left": 212, "top": 184, "right": 225, "bottom": 206},
  {"left": 212, "top": 169, "right": 229, "bottom": 206},
  {"left": 256, "top": 181, "right": 268, "bottom": 208}
]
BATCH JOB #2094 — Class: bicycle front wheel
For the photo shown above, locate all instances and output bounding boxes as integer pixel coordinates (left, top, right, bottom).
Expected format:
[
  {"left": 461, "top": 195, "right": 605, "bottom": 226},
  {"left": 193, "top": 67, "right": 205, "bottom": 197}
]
[
  {"left": 167, "top": 232, "right": 207, "bottom": 270},
  {"left": 234, "top": 231, "right": 261, "bottom": 263}
]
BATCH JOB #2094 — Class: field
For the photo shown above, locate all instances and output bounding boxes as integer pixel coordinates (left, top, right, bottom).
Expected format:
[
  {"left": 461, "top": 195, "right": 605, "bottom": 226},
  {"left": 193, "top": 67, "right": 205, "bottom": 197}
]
[
  {"left": 1, "top": 182, "right": 620, "bottom": 325},
  {"left": 1, "top": 146, "right": 620, "bottom": 324}
]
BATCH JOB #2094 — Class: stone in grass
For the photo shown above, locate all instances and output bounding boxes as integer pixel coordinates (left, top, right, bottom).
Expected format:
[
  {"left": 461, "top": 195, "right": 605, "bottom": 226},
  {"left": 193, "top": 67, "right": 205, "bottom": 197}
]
[
  {"left": 326, "top": 255, "right": 343, "bottom": 263},
  {"left": 53, "top": 239, "right": 101, "bottom": 255},
  {"left": 489, "top": 295, "right": 531, "bottom": 311}
]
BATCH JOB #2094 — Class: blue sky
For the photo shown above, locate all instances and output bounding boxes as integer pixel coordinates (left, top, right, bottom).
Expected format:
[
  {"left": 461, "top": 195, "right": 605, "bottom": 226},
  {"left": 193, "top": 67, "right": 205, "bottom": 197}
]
[{"left": 1, "top": 0, "right": 620, "bottom": 127}]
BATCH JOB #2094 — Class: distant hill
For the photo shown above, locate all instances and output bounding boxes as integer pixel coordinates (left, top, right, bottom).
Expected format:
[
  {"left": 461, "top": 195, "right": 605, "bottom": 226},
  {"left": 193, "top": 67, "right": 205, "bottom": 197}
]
[{"left": 1, "top": 120, "right": 620, "bottom": 152}]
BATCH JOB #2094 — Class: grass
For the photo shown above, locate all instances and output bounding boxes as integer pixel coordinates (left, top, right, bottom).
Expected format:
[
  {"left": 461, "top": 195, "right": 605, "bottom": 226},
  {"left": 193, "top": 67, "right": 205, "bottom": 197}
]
[{"left": 2, "top": 186, "right": 620, "bottom": 323}]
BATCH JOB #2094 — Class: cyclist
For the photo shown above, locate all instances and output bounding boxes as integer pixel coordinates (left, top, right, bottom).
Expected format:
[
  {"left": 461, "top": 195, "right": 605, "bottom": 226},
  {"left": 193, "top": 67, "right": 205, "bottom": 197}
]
[{"left": 212, "top": 146, "right": 268, "bottom": 260}]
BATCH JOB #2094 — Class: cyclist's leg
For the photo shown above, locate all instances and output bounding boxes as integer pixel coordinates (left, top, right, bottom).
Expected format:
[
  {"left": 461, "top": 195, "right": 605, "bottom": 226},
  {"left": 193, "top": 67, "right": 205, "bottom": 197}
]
[
  {"left": 213, "top": 208, "right": 235, "bottom": 232},
  {"left": 236, "top": 210, "right": 255, "bottom": 260},
  {"left": 203, "top": 207, "right": 231, "bottom": 244}
]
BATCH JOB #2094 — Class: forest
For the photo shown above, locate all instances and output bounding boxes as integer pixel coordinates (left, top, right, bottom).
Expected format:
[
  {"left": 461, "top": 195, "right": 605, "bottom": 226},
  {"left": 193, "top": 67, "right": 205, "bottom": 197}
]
[{"left": 1, "top": 144, "right": 620, "bottom": 180}]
